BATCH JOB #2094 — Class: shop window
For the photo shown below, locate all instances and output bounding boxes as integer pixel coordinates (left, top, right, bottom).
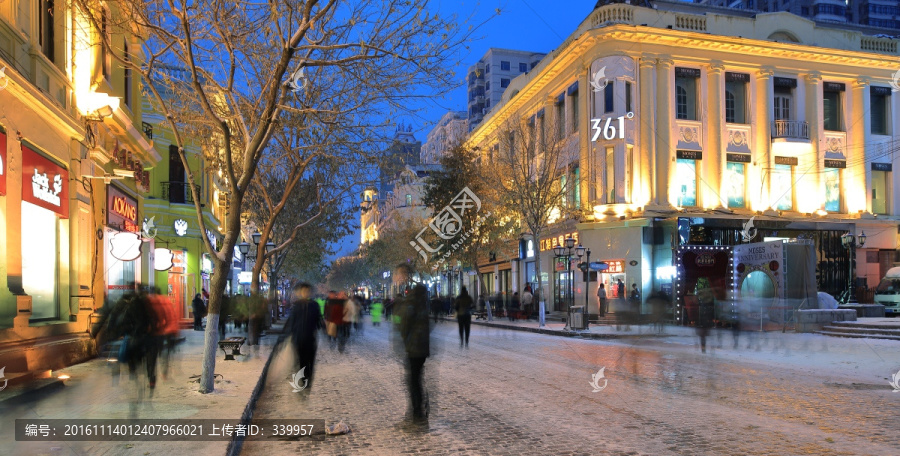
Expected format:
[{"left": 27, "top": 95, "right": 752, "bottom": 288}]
[
  {"left": 725, "top": 80, "right": 748, "bottom": 124},
  {"left": 824, "top": 168, "right": 841, "bottom": 212},
  {"left": 823, "top": 89, "right": 842, "bottom": 131},
  {"left": 22, "top": 202, "right": 59, "bottom": 320},
  {"left": 676, "top": 159, "right": 697, "bottom": 207},
  {"left": 573, "top": 166, "right": 581, "bottom": 207},
  {"left": 872, "top": 169, "right": 891, "bottom": 215},
  {"left": 725, "top": 162, "right": 746, "bottom": 208},
  {"left": 605, "top": 146, "right": 615, "bottom": 203},
  {"left": 772, "top": 164, "right": 793, "bottom": 211}
]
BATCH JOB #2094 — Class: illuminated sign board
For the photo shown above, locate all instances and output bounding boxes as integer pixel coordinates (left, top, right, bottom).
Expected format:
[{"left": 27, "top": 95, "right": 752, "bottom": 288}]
[
  {"left": 22, "top": 144, "right": 69, "bottom": 218},
  {"left": 539, "top": 232, "right": 580, "bottom": 252},
  {"left": 108, "top": 185, "right": 139, "bottom": 233}
]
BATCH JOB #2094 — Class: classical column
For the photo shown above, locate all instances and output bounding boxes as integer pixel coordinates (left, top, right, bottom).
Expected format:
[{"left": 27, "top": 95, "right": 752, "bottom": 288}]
[
  {"left": 850, "top": 78, "right": 869, "bottom": 213},
  {"left": 638, "top": 57, "right": 656, "bottom": 207},
  {"left": 754, "top": 67, "right": 774, "bottom": 209},
  {"left": 579, "top": 63, "right": 592, "bottom": 211},
  {"left": 706, "top": 62, "right": 725, "bottom": 209},
  {"left": 653, "top": 58, "right": 674, "bottom": 209},
  {"left": 804, "top": 71, "right": 823, "bottom": 211}
]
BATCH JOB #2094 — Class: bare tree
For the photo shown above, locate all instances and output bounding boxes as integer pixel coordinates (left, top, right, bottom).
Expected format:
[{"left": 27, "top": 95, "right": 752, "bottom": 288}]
[
  {"left": 76, "top": 0, "right": 471, "bottom": 392},
  {"left": 489, "top": 117, "right": 582, "bottom": 326}
]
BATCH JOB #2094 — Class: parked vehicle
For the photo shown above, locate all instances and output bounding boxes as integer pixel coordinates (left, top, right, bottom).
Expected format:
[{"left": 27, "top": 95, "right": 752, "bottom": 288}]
[{"left": 873, "top": 267, "right": 900, "bottom": 316}]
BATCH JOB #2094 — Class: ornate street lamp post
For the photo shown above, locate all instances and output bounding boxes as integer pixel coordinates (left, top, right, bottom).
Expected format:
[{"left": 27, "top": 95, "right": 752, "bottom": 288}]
[
  {"left": 554, "top": 237, "right": 577, "bottom": 329},
  {"left": 840, "top": 230, "right": 866, "bottom": 305},
  {"left": 575, "top": 244, "right": 590, "bottom": 330}
]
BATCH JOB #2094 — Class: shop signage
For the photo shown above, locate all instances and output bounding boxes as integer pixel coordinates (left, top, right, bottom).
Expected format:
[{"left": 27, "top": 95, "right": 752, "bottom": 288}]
[
  {"left": 695, "top": 252, "right": 716, "bottom": 266},
  {"left": 238, "top": 271, "right": 253, "bottom": 284},
  {"left": 774, "top": 156, "right": 798, "bottom": 166},
  {"left": 589, "top": 262, "right": 609, "bottom": 271},
  {"left": 174, "top": 219, "right": 188, "bottom": 236},
  {"left": 824, "top": 159, "right": 846, "bottom": 169},
  {"left": 554, "top": 257, "right": 568, "bottom": 271},
  {"left": 109, "top": 232, "right": 143, "bottom": 261},
  {"left": 201, "top": 253, "right": 213, "bottom": 274},
  {"left": 871, "top": 86, "right": 892, "bottom": 97},
  {"left": 108, "top": 186, "right": 139, "bottom": 233},
  {"left": 0, "top": 130, "right": 6, "bottom": 195},
  {"left": 872, "top": 163, "right": 892, "bottom": 172},
  {"left": 539, "top": 232, "right": 579, "bottom": 252},
  {"left": 154, "top": 248, "right": 174, "bottom": 271},
  {"left": 823, "top": 82, "right": 845, "bottom": 92},
  {"left": 603, "top": 260, "right": 624, "bottom": 273},
  {"left": 726, "top": 153, "right": 751, "bottom": 163},
  {"left": 773, "top": 77, "right": 797, "bottom": 88},
  {"left": 725, "top": 72, "right": 750, "bottom": 83},
  {"left": 676, "top": 150, "right": 702, "bottom": 160},
  {"left": 22, "top": 144, "right": 69, "bottom": 218},
  {"left": 675, "top": 67, "right": 701, "bottom": 78},
  {"left": 171, "top": 250, "right": 186, "bottom": 274}
]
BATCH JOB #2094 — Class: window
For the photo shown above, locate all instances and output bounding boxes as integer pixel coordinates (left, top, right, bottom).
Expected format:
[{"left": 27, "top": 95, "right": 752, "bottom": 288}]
[
  {"left": 625, "top": 82, "right": 633, "bottom": 113},
  {"left": 556, "top": 98, "right": 565, "bottom": 139},
  {"left": 774, "top": 86, "right": 792, "bottom": 120},
  {"left": 485, "top": 81, "right": 490, "bottom": 92},
  {"left": 772, "top": 164, "right": 793, "bottom": 210},
  {"left": 675, "top": 76, "right": 698, "bottom": 120},
  {"left": 500, "top": 78, "right": 510, "bottom": 88},
  {"left": 871, "top": 89, "right": 891, "bottom": 135},
  {"left": 725, "top": 162, "right": 746, "bottom": 208},
  {"left": 675, "top": 159, "right": 697, "bottom": 207},
  {"left": 872, "top": 169, "right": 891, "bottom": 215},
  {"left": 605, "top": 146, "right": 615, "bottom": 203},
  {"left": 405, "top": 194, "right": 412, "bottom": 206},
  {"left": 604, "top": 83, "right": 614, "bottom": 113},
  {"left": 501, "top": 61, "right": 510, "bottom": 71},
  {"left": 823, "top": 89, "right": 842, "bottom": 131},
  {"left": 814, "top": 4, "right": 846, "bottom": 16},
  {"left": 39, "top": 0, "right": 54, "bottom": 61},
  {"left": 824, "top": 168, "right": 841, "bottom": 212},
  {"left": 124, "top": 40, "right": 132, "bottom": 107},
  {"left": 725, "top": 81, "right": 748, "bottom": 123},
  {"left": 560, "top": 174, "right": 568, "bottom": 208},
  {"left": 571, "top": 90, "right": 579, "bottom": 131},
  {"left": 573, "top": 167, "right": 581, "bottom": 207},
  {"left": 519, "top": 62, "right": 528, "bottom": 72},
  {"left": 801, "top": 7, "right": 809, "bottom": 15},
  {"left": 485, "top": 64, "right": 490, "bottom": 74},
  {"left": 22, "top": 201, "right": 59, "bottom": 320}
]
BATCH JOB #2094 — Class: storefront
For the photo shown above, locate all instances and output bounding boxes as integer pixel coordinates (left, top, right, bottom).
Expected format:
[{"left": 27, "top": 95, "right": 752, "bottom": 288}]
[
  {"left": 20, "top": 144, "right": 69, "bottom": 321},
  {"left": 105, "top": 185, "right": 142, "bottom": 305},
  {"left": 168, "top": 249, "right": 188, "bottom": 316}
]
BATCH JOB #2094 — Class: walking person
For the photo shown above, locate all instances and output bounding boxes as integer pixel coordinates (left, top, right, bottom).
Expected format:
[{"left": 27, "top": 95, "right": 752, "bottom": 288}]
[
  {"left": 522, "top": 286, "right": 534, "bottom": 320},
  {"left": 454, "top": 286, "right": 473, "bottom": 348},
  {"left": 281, "top": 283, "right": 323, "bottom": 395},
  {"left": 324, "top": 292, "right": 343, "bottom": 350},
  {"left": 191, "top": 293, "right": 206, "bottom": 331},
  {"left": 394, "top": 264, "right": 431, "bottom": 424},
  {"left": 371, "top": 299, "right": 383, "bottom": 326},
  {"left": 341, "top": 293, "right": 358, "bottom": 352},
  {"left": 597, "top": 283, "right": 608, "bottom": 317},
  {"left": 696, "top": 280, "right": 716, "bottom": 353},
  {"left": 648, "top": 289, "right": 669, "bottom": 334}
]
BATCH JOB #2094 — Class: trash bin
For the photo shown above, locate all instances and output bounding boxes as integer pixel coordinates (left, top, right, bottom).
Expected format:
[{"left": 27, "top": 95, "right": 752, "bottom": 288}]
[{"left": 571, "top": 306, "right": 585, "bottom": 329}]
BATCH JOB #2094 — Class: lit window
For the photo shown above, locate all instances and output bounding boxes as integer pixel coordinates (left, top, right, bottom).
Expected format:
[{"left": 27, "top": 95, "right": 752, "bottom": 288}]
[
  {"left": 675, "top": 76, "right": 698, "bottom": 120},
  {"left": 824, "top": 168, "right": 841, "bottom": 212},
  {"left": 676, "top": 159, "right": 697, "bottom": 207},
  {"left": 726, "top": 162, "right": 745, "bottom": 208},
  {"left": 872, "top": 169, "right": 891, "bottom": 215},
  {"left": 772, "top": 164, "right": 793, "bottom": 211}
]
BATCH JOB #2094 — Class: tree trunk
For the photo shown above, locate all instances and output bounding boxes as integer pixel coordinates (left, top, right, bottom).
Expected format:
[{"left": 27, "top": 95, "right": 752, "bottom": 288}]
[
  {"left": 247, "top": 251, "right": 266, "bottom": 345},
  {"left": 532, "top": 233, "right": 546, "bottom": 327},
  {"left": 199, "top": 258, "right": 230, "bottom": 393}
]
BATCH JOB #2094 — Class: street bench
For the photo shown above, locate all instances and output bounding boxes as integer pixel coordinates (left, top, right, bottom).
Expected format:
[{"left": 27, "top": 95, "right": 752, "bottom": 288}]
[{"left": 218, "top": 337, "right": 246, "bottom": 360}]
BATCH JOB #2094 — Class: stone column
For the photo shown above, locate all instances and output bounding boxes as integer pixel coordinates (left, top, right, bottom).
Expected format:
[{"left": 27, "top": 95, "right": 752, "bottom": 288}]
[
  {"left": 706, "top": 62, "right": 725, "bottom": 209},
  {"left": 638, "top": 57, "right": 656, "bottom": 207},
  {"left": 755, "top": 67, "right": 774, "bottom": 209},
  {"left": 804, "top": 71, "right": 823, "bottom": 211},
  {"left": 653, "top": 58, "right": 674, "bottom": 209},
  {"left": 579, "top": 63, "right": 592, "bottom": 211},
  {"left": 850, "top": 78, "right": 870, "bottom": 214}
]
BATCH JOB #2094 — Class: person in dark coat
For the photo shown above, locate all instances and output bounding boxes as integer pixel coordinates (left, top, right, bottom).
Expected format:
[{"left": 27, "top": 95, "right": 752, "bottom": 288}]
[
  {"left": 695, "top": 279, "right": 716, "bottom": 353},
  {"left": 395, "top": 264, "right": 431, "bottom": 423},
  {"left": 219, "top": 294, "right": 231, "bottom": 338},
  {"left": 192, "top": 294, "right": 206, "bottom": 331},
  {"left": 454, "top": 286, "right": 474, "bottom": 348},
  {"left": 281, "top": 283, "right": 323, "bottom": 393}
]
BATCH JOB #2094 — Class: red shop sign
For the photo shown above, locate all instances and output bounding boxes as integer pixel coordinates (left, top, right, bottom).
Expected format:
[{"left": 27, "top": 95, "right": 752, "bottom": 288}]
[
  {"left": 0, "top": 130, "right": 7, "bottom": 195},
  {"left": 22, "top": 144, "right": 69, "bottom": 219},
  {"left": 107, "top": 185, "right": 139, "bottom": 233}
]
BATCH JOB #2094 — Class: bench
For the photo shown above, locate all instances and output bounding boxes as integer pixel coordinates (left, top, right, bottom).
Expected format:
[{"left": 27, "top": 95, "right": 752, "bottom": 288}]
[{"left": 218, "top": 337, "right": 246, "bottom": 360}]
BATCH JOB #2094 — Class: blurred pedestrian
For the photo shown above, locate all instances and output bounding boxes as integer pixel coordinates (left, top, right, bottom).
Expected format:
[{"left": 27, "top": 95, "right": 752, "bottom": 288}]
[
  {"left": 454, "top": 286, "right": 473, "bottom": 348},
  {"left": 395, "top": 264, "right": 431, "bottom": 423},
  {"left": 281, "top": 283, "right": 322, "bottom": 394},
  {"left": 616, "top": 279, "right": 625, "bottom": 301},
  {"left": 192, "top": 293, "right": 206, "bottom": 331},
  {"left": 324, "top": 292, "right": 343, "bottom": 350},
  {"left": 371, "top": 299, "right": 383, "bottom": 326},
  {"left": 509, "top": 292, "right": 520, "bottom": 321},
  {"left": 522, "top": 286, "right": 534, "bottom": 320},
  {"left": 219, "top": 294, "right": 231, "bottom": 338},
  {"left": 597, "top": 284, "right": 608, "bottom": 317},
  {"left": 341, "top": 293, "right": 357, "bottom": 352},
  {"left": 696, "top": 279, "right": 716, "bottom": 353},
  {"left": 648, "top": 290, "right": 669, "bottom": 334}
]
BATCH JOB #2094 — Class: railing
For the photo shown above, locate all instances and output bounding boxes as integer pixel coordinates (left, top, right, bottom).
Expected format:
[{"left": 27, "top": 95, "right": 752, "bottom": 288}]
[
  {"left": 771, "top": 120, "right": 810, "bottom": 140},
  {"left": 161, "top": 181, "right": 200, "bottom": 204},
  {"left": 591, "top": 4, "right": 634, "bottom": 27},
  {"left": 675, "top": 14, "right": 707, "bottom": 31},
  {"left": 860, "top": 36, "right": 897, "bottom": 53},
  {"left": 142, "top": 121, "right": 153, "bottom": 139}
]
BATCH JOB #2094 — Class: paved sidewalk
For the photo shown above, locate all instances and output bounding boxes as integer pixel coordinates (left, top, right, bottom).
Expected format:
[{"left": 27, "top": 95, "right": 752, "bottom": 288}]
[{"left": 2, "top": 324, "right": 280, "bottom": 456}]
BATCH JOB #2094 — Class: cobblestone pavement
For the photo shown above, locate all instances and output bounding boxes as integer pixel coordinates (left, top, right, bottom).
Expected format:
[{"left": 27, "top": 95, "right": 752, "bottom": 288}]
[{"left": 241, "top": 320, "right": 900, "bottom": 456}]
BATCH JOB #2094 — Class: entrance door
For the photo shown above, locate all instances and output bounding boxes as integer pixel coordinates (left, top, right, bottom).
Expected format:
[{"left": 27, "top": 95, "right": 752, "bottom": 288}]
[{"left": 168, "top": 272, "right": 186, "bottom": 318}]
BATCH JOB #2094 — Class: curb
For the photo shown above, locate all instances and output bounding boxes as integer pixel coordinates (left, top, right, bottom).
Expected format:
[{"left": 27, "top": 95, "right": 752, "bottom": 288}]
[
  {"left": 225, "top": 330, "right": 284, "bottom": 456},
  {"left": 0, "top": 377, "right": 66, "bottom": 405},
  {"left": 440, "top": 317, "right": 676, "bottom": 340}
]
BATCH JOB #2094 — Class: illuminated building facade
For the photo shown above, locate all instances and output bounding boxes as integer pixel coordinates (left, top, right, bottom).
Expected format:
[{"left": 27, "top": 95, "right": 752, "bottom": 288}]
[
  {"left": 468, "top": 2, "right": 900, "bottom": 316},
  {"left": 0, "top": 1, "right": 158, "bottom": 374}
]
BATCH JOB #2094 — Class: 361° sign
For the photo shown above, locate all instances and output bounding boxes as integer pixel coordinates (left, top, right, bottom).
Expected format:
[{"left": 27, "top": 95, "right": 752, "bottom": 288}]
[{"left": 591, "top": 112, "right": 634, "bottom": 142}]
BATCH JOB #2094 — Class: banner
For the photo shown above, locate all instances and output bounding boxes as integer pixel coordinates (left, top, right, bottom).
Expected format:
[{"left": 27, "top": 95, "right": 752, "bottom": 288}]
[{"left": 21, "top": 144, "right": 68, "bottom": 218}]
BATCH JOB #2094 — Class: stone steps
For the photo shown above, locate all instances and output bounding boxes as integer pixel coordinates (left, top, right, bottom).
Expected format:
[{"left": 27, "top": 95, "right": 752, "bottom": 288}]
[{"left": 818, "top": 322, "right": 900, "bottom": 341}]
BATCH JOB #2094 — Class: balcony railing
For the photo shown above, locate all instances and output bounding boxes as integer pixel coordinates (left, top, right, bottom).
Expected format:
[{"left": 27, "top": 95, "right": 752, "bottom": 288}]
[
  {"left": 161, "top": 181, "right": 201, "bottom": 204},
  {"left": 772, "top": 120, "right": 809, "bottom": 140}
]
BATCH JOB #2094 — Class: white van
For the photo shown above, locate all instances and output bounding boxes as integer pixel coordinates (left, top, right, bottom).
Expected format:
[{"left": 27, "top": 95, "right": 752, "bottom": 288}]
[{"left": 873, "top": 267, "right": 900, "bottom": 316}]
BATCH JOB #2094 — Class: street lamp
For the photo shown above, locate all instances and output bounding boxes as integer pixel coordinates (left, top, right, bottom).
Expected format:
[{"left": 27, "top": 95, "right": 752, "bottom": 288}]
[
  {"left": 840, "top": 230, "right": 866, "bottom": 305},
  {"left": 237, "top": 241, "right": 250, "bottom": 255},
  {"left": 252, "top": 231, "right": 262, "bottom": 246},
  {"left": 265, "top": 241, "right": 276, "bottom": 254},
  {"left": 575, "top": 244, "right": 590, "bottom": 330}
]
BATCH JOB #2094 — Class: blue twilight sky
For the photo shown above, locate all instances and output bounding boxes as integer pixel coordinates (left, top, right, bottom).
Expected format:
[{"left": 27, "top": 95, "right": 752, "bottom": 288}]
[{"left": 329, "top": 0, "right": 596, "bottom": 260}]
